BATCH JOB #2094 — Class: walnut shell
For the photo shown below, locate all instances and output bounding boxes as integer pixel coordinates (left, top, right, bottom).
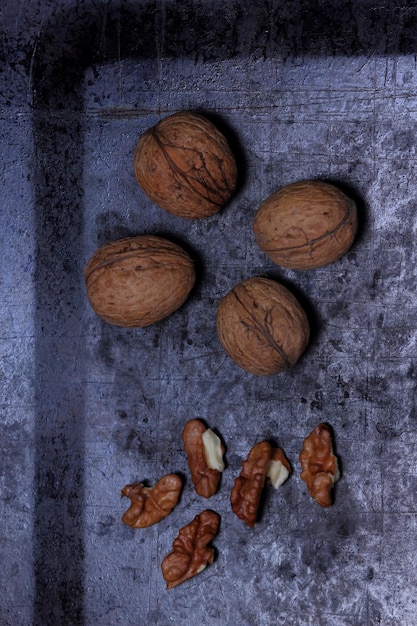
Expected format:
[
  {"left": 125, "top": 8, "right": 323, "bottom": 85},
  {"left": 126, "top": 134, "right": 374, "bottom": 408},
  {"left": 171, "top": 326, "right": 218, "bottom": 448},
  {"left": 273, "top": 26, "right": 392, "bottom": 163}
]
[
  {"left": 216, "top": 277, "right": 309, "bottom": 375},
  {"left": 133, "top": 111, "right": 238, "bottom": 219},
  {"left": 253, "top": 180, "right": 358, "bottom": 270},
  {"left": 84, "top": 235, "right": 195, "bottom": 327}
]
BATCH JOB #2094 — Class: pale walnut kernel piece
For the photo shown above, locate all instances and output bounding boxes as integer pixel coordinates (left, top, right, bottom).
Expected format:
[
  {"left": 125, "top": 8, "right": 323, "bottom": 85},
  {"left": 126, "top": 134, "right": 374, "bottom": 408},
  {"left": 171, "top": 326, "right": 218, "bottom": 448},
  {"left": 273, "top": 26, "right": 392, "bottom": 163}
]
[
  {"left": 121, "top": 473, "right": 182, "bottom": 528},
  {"left": 267, "top": 447, "right": 292, "bottom": 489},
  {"left": 182, "top": 419, "right": 225, "bottom": 498},
  {"left": 161, "top": 510, "right": 220, "bottom": 589},
  {"left": 299, "top": 423, "right": 340, "bottom": 507},
  {"left": 202, "top": 428, "right": 225, "bottom": 472},
  {"left": 230, "top": 441, "right": 272, "bottom": 527}
]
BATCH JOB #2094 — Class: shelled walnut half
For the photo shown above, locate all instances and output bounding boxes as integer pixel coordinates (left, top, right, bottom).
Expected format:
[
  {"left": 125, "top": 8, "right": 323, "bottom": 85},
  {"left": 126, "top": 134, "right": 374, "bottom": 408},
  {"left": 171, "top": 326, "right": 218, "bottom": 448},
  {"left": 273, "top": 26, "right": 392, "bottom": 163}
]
[
  {"left": 231, "top": 441, "right": 292, "bottom": 526},
  {"left": 182, "top": 419, "right": 225, "bottom": 498},
  {"left": 121, "top": 474, "right": 182, "bottom": 528},
  {"left": 161, "top": 510, "right": 220, "bottom": 589},
  {"left": 299, "top": 423, "right": 340, "bottom": 507},
  {"left": 230, "top": 441, "right": 270, "bottom": 527}
]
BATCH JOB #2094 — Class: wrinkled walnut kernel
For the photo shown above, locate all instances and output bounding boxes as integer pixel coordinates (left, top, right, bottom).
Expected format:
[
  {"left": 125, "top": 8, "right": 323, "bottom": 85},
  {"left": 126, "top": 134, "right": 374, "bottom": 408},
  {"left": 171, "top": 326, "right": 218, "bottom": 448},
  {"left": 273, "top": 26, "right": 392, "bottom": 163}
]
[
  {"left": 230, "top": 441, "right": 272, "bottom": 527},
  {"left": 299, "top": 423, "right": 340, "bottom": 507},
  {"left": 161, "top": 510, "right": 220, "bottom": 589},
  {"left": 182, "top": 419, "right": 225, "bottom": 498},
  {"left": 121, "top": 474, "right": 182, "bottom": 528}
]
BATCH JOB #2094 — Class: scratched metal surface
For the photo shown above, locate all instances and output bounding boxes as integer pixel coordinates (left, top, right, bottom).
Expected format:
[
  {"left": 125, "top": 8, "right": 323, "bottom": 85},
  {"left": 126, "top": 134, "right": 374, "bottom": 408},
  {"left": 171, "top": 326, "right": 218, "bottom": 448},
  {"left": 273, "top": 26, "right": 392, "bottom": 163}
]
[{"left": 1, "top": 0, "right": 417, "bottom": 624}]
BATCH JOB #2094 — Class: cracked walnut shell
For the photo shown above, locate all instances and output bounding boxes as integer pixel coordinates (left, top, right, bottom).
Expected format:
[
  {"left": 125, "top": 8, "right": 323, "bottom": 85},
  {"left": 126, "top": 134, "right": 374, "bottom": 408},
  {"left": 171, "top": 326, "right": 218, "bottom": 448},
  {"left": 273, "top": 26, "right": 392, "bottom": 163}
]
[
  {"left": 253, "top": 180, "right": 358, "bottom": 270},
  {"left": 134, "top": 111, "right": 238, "bottom": 219},
  {"left": 216, "top": 277, "right": 310, "bottom": 375},
  {"left": 84, "top": 235, "right": 195, "bottom": 327}
]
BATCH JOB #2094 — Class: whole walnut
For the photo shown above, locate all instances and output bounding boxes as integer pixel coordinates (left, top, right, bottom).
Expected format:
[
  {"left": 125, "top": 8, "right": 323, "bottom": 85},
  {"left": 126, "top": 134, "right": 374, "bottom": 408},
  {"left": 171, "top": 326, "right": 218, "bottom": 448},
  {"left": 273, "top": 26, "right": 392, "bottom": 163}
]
[
  {"left": 133, "top": 111, "right": 238, "bottom": 219},
  {"left": 84, "top": 235, "right": 195, "bottom": 327},
  {"left": 253, "top": 180, "right": 358, "bottom": 270},
  {"left": 216, "top": 277, "right": 309, "bottom": 375}
]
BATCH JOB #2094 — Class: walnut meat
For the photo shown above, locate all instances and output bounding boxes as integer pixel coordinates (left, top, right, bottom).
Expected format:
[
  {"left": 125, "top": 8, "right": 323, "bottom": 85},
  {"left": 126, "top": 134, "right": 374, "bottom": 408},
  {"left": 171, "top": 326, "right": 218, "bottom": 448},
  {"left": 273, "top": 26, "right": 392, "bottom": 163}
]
[
  {"left": 182, "top": 419, "right": 225, "bottom": 498},
  {"left": 121, "top": 474, "right": 182, "bottom": 528},
  {"left": 230, "top": 441, "right": 272, "bottom": 527},
  {"left": 216, "top": 277, "right": 310, "bottom": 375},
  {"left": 84, "top": 235, "right": 195, "bottom": 327},
  {"left": 133, "top": 111, "right": 238, "bottom": 219},
  {"left": 299, "top": 423, "right": 340, "bottom": 507},
  {"left": 267, "top": 447, "right": 292, "bottom": 489},
  {"left": 253, "top": 180, "right": 358, "bottom": 270},
  {"left": 161, "top": 510, "right": 220, "bottom": 589}
]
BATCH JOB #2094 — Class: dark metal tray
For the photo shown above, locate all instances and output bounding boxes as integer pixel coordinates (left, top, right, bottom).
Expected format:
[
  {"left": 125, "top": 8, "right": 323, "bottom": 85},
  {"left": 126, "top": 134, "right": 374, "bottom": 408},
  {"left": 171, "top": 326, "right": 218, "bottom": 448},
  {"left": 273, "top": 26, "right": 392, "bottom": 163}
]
[{"left": 2, "top": 1, "right": 417, "bottom": 624}]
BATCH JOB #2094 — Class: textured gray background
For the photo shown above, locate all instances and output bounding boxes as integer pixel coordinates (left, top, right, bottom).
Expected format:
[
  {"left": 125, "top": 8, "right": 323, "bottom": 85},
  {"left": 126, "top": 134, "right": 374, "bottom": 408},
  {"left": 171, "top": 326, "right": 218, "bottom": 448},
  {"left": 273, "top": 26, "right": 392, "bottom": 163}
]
[{"left": 1, "top": 0, "right": 417, "bottom": 624}]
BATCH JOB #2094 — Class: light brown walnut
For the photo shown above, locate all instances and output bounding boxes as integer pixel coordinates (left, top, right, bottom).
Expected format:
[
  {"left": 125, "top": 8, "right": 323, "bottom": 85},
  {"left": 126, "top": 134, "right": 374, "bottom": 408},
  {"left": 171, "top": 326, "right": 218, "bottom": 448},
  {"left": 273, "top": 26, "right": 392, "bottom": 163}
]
[
  {"left": 161, "top": 510, "right": 220, "bottom": 589},
  {"left": 216, "top": 277, "right": 310, "bottom": 375},
  {"left": 182, "top": 419, "right": 225, "bottom": 498},
  {"left": 121, "top": 474, "right": 182, "bottom": 528},
  {"left": 84, "top": 235, "right": 195, "bottom": 327},
  {"left": 253, "top": 179, "right": 358, "bottom": 270},
  {"left": 299, "top": 423, "right": 340, "bottom": 507},
  {"left": 134, "top": 111, "right": 237, "bottom": 219},
  {"left": 230, "top": 441, "right": 272, "bottom": 527}
]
